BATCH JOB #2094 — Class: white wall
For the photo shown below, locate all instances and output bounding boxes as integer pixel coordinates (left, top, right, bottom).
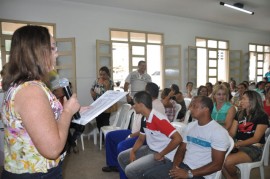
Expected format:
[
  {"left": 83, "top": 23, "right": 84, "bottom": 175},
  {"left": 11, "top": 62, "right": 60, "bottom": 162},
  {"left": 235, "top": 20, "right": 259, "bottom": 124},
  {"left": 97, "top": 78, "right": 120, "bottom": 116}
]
[{"left": 1, "top": 0, "right": 270, "bottom": 105}]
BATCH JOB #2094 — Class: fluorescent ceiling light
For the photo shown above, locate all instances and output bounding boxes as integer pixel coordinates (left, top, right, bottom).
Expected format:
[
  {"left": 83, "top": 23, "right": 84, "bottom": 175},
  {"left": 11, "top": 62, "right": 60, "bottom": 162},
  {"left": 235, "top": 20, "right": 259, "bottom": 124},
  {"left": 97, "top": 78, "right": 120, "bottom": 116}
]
[{"left": 220, "top": 2, "right": 254, "bottom": 15}]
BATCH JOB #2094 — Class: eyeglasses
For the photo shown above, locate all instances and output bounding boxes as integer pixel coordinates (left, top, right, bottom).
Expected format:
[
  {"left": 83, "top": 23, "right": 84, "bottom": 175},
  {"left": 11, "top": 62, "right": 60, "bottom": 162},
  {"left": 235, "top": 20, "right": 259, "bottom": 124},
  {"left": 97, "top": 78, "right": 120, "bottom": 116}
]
[{"left": 51, "top": 46, "right": 58, "bottom": 52}]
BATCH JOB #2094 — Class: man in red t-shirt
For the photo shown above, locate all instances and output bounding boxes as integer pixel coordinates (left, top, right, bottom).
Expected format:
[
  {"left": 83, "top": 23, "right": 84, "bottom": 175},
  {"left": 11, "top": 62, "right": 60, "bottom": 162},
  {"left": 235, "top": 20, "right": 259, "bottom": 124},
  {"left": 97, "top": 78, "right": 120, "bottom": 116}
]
[{"left": 118, "top": 91, "right": 182, "bottom": 179}]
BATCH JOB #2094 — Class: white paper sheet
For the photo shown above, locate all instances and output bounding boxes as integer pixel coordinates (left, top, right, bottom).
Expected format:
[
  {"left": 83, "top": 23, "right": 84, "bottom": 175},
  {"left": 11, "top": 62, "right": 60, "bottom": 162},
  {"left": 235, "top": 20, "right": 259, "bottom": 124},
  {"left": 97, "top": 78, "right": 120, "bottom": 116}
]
[{"left": 72, "top": 90, "right": 128, "bottom": 125}]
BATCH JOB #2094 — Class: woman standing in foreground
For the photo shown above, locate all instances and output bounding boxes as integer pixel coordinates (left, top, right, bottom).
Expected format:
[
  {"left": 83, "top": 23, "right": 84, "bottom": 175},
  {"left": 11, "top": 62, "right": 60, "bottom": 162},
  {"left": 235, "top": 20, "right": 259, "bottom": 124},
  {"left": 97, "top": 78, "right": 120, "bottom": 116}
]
[{"left": 1, "top": 26, "right": 80, "bottom": 178}]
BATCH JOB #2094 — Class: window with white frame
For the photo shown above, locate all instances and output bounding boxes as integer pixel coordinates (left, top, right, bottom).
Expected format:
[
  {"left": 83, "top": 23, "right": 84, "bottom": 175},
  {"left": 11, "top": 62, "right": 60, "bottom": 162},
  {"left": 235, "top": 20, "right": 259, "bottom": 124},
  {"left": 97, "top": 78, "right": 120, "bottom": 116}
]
[
  {"left": 249, "top": 44, "right": 270, "bottom": 82},
  {"left": 194, "top": 37, "right": 229, "bottom": 87},
  {"left": 110, "top": 29, "right": 163, "bottom": 88}
]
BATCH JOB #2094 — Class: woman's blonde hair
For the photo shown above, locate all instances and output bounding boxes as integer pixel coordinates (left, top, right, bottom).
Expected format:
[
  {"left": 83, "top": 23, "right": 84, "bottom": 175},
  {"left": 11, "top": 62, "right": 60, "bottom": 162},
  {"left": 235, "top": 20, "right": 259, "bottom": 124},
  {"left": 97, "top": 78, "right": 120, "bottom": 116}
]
[
  {"left": 2, "top": 25, "right": 52, "bottom": 91},
  {"left": 212, "top": 84, "right": 230, "bottom": 102}
]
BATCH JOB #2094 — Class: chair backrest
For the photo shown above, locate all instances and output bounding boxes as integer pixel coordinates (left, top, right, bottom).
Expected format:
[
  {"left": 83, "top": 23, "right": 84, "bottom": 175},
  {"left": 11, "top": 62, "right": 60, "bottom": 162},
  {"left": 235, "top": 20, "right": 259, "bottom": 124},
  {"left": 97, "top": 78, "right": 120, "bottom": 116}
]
[
  {"left": 112, "top": 104, "right": 131, "bottom": 126},
  {"left": 261, "top": 132, "right": 270, "bottom": 163},
  {"left": 226, "top": 135, "right": 235, "bottom": 158},
  {"left": 111, "top": 105, "right": 123, "bottom": 126},
  {"left": 264, "top": 128, "right": 270, "bottom": 166},
  {"left": 82, "top": 122, "right": 96, "bottom": 134},
  {"left": 183, "top": 110, "right": 191, "bottom": 124},
  {"left": 214, "top": 135, "right": 235, "bottom": 179},
  {"left": 173, "top": 103, "right": 182, "bottom": 122},
  {"left": 121, "top": 109, "right": 135, "bottom": 129},
  {"left": 171, "top": 121, "right": 187, "bottom": 136},
  {"left": 113, "top": 103, "right": 132, "bottom": 127},
  {"left": 184, "top": 98, "right": 192, "bottom": 109}
]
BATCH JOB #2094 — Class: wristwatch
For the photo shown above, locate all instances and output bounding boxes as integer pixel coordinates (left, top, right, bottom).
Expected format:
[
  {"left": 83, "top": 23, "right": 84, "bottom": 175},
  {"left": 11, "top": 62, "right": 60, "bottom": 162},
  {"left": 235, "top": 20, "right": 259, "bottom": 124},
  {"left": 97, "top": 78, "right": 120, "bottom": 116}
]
[{"left": 187, "top": 170, "right": 193, "bottom": 178}]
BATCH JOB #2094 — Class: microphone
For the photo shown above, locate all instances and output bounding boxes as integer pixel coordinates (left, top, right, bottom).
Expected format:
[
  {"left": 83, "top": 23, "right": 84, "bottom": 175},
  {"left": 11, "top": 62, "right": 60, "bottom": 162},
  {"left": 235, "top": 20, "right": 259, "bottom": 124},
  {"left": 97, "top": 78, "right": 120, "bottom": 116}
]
[{"left": 59, "top": 78, "right": 81, "bottom": 120}]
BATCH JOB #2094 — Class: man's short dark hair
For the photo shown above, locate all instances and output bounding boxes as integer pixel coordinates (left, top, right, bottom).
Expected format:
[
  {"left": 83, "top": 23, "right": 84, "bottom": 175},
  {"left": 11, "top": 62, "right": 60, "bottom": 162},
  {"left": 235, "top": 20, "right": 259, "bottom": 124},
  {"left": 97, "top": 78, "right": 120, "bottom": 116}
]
[
  {"left": 194, "top": 96, "right": 213, "bottom": 113},
  {"left": 138, "top": 61, "right": 146, "bottom": 66},
  {"left": 171, "top": 84, "right": 180, "bottom": 93},
  {"left": 134, "top": 91, "right": 152, "bottom": 110},
  {"left": 186, "top": 82, "right": 193, "bottom": 87},
  {"left": 145, "top": 82, "right": 159, "bottom": 98},
  {"left": 256, "top": 81, "right": 265, "bottom": 88}
]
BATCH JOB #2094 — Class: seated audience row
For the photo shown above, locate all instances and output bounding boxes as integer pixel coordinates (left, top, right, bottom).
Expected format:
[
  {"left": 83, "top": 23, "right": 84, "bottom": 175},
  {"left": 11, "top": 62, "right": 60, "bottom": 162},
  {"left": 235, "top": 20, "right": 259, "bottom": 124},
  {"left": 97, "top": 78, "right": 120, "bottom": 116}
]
[
  {"left": 103, "top": 79, "right": 270, "bottom": 179},
  {"left": 119, "top": 95, "right": 231, "bottom": 179}
]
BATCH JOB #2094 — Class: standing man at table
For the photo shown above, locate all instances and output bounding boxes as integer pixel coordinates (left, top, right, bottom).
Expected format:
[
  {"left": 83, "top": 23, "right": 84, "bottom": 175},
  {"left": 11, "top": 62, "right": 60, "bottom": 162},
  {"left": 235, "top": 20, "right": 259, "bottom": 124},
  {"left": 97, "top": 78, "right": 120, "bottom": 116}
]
[{"left": 124, "top": 61, "right": 151, "bottom": 104}]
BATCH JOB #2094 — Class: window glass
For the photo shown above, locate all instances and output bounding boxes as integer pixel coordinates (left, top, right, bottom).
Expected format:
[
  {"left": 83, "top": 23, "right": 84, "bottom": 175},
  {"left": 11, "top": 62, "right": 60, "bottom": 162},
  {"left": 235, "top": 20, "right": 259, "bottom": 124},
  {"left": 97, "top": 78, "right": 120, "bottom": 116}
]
[
  {"left": 132, "top": 46, "right": 145, "bottom": 55},
  {"left": 164, "top": 69, "right": 179, "bottom": 77},
  {"left": 209, "top": 69, "right": 217, "bottom": 76},
  {"left": 1, "top": 22, "right": 26, "bottom": 35},
  {"left": 265, "top": 46, "right": 270, "bottom": 52},
  {"left": 257, "top": 62, "right": 263, "bottom": 68},
  {"left": 112, "top": 42, "right": 129, "bottom": 84},
  {"left": 147, "top": 44, "right": 162, "bottom": 86},
  {"left": 249, "top": 44, "right": 256, "bottom": 51},
  {"left": 196, "top": 48, "right": 207, "bottom": 86},
  {"left": 209, "top": 60, "right": 216, "bottom": 67},
  {"left": 147, "top": 34, "right": 162, "bottom": 44},
  {"left": 4, "top": 39, "right": 11, "bottom": 52},
  {"left": 218, "top": 41, "right": 228, "bottom": 49},
  {"left": 249, "top": 52, "right": 256, "bottom": 81},
  {"left": 209, "top": 78, "right": 217, "bottom": 85},
  {"left": 257, "top": 45, "right": 263, "bottom": 52},
  {"left": 196, "top": 38, "right": 206, "bottom": 47},
  {"left": 208, "top": 40, "right": 217, "bottom": 48},
  {"left": 130, "top": 32, "right": 145, "bottom": 43},
  {"left": 257, "top": 76, "right": 263, "bottom": 82},
  {"left": 258, "top": 54, "right": 263, "bottom": 61},
  {"left": 209, "top": 50, "right": 217, "bottom": 58},
  {"left": 132, "top": 57, "right": 145, "bottom": 66},
  {"left": 257, "top": 69, "right": 263, "bottom": 75},
  {"left": 218, "top": 50, "right": 228, "bottom": 82},
  {"left": 111, "top": 31, "right": 128, "bottom": 41}
]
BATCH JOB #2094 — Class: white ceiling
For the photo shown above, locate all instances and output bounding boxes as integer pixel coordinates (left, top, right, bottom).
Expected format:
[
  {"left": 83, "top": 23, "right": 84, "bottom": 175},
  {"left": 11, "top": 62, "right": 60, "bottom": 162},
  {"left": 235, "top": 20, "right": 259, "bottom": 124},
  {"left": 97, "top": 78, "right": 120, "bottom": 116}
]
[{"left": 65, "top": 0, "right": 270, "bottom": 33}]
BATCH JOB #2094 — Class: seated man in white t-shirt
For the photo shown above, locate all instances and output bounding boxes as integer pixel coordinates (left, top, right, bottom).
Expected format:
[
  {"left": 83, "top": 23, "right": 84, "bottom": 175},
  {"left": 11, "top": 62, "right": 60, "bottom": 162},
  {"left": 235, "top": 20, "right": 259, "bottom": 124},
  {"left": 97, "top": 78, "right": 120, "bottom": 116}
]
[{"left": 144, "top": 96, "right": 230, "bottom": 179}]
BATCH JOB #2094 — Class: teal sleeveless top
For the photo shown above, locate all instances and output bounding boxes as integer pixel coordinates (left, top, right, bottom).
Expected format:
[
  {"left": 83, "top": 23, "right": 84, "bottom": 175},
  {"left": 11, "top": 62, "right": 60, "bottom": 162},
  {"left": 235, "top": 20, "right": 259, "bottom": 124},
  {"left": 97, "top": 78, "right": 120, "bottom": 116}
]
[{"left": 211, "top": 102, "right": 232, "bottom": 126}]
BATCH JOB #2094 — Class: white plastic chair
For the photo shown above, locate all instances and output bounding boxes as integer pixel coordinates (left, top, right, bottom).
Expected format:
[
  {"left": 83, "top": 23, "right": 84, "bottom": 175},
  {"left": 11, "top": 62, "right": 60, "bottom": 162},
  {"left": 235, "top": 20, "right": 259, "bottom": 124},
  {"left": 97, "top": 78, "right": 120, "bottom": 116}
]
[
  {"left": 184, "top": 98, "right": 192, "bottom": 109},
  {"left": 171, "top": 121, "right": 187, "bottom": 136},
  {"left": 236, "top": 134, "right": 270, "bottom": 179},
  {"left": 264, "top": 128, "right": 270, "bottom": 166},
  {"left": 80, "top": 121, "right": 98, "bottom": 151},
  {"left": 182, "top": 110, "right": 191, "bottom": 124},
  {"left": 214, "top": 135, "right": 235, "bottom": 179},
  {"left": 99, "top": 104, "right": 132, "bottom": 150},
  {"left": 173, "top": 103, "right": 182, "bottom": 122}
]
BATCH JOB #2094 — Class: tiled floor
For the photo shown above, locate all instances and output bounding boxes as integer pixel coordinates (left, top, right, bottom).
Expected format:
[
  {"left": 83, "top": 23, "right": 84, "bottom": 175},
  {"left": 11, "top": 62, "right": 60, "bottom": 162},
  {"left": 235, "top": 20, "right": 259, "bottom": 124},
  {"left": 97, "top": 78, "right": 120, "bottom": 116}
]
[
  {"left": 63, "top": 139, "right": 119, "bottom": 179},
  {"left": 63, "top": 137, "right": 270, "bottom": 179}
]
